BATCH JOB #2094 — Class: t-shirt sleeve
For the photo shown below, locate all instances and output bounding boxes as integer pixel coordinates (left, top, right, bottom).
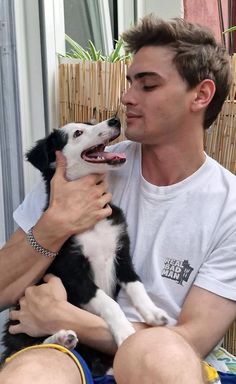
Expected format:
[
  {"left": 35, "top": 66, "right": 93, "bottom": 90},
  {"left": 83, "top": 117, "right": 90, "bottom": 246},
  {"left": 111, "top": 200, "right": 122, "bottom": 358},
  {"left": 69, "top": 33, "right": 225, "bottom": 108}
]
[
  {"left": 194, "top": 230, "right": 236, "bottom": 301},
  {"left": 13, "top": 181, "right": 47, "bottom": 232}
]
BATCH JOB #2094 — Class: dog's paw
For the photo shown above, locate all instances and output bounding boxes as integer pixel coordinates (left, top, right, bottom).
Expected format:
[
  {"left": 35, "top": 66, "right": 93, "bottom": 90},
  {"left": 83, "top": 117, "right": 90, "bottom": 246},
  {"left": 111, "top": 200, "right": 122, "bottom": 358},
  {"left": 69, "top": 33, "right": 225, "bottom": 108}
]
[
  {"left": 140, "top": 306, "right": 171, "bottom": 326},
  {"left": 113, "top": 322, "right": 135, "bottom": 347},
  {"left": 44, "top": 329, "right": 78, "bottom": 350}
]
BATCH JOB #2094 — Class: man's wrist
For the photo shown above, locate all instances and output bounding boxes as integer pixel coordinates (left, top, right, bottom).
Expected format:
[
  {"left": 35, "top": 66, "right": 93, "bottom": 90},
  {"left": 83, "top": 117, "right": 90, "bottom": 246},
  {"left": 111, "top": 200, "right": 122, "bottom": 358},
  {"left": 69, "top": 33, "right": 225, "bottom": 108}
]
[
  {"left": 26, "top": 227, "right": 59, "bottom": 259},
  {"left": 33, "top": 212, "right": 70, "bottom": 253}
]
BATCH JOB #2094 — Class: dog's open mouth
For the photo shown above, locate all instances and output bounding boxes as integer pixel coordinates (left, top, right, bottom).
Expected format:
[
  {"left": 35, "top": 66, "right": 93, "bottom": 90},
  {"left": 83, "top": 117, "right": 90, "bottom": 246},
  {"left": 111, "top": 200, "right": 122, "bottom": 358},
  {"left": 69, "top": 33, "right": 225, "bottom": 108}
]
[
  {"left": 82, "top": 143, "right": 126, "bottom": 165},
  {"left": 81, "top": 129, "right": 126, "bottom": 165}
]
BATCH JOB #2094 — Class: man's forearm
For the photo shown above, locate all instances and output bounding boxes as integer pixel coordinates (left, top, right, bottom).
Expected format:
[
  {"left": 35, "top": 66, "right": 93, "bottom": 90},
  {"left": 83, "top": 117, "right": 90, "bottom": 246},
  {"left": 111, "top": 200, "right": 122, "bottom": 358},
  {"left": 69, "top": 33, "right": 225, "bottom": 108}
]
[
  {"left": 0, "top": 227, "right": 58, "bottom": 309},
  {"left": 0, "top": 204, "right": 76, "bottom": 309},
  {"left": 42, "top": 300, "right": 118, "bottom": 355},
  {"left": 44, "top": 301, "right": 150, "bottom": 355}
]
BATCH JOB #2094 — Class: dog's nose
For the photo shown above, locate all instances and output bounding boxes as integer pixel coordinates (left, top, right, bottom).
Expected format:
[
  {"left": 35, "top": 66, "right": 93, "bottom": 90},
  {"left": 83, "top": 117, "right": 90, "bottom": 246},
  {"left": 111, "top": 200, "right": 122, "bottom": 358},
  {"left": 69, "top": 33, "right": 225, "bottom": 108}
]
[{"left": 108, "top": 117, "right": 121, "bottom": 128}]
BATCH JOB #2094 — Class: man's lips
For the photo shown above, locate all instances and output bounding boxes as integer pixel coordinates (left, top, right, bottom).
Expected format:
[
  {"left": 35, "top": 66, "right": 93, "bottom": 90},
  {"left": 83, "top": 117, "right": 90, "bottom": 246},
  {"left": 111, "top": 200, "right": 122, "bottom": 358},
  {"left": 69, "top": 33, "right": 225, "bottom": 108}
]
[{"left": 126, "top": 112, "right": 142, "bottom": 121}]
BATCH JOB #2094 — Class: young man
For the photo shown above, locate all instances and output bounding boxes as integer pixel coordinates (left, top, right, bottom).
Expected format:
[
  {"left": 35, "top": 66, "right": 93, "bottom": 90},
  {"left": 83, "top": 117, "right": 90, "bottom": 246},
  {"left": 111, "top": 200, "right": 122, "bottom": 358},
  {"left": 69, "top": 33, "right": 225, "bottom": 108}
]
[{"left": 0, "top": 15, "right": 235, "bottom": 384}]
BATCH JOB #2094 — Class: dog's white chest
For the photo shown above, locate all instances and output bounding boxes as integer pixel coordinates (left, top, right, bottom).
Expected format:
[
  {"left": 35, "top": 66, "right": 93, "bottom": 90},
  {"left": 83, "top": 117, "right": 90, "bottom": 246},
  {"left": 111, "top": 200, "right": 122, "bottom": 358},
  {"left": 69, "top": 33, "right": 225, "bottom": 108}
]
[{"left": 75, "top": 220, "right": 122, "bottom": 296}]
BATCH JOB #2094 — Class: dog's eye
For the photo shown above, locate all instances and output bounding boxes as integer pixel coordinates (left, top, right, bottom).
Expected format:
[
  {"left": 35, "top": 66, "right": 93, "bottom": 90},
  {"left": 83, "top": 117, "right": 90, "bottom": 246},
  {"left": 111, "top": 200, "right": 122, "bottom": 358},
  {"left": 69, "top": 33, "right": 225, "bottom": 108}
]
[{"left": 73, "top": 130, "right": 83, "bottom": 138}]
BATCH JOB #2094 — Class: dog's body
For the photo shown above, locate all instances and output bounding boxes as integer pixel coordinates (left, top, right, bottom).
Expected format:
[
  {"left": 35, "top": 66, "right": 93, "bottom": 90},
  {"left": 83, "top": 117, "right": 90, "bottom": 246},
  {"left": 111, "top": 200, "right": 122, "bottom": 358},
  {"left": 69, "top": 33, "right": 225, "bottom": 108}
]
[{"left": 2, "top": 118, "right": 170, "bottom": 375}]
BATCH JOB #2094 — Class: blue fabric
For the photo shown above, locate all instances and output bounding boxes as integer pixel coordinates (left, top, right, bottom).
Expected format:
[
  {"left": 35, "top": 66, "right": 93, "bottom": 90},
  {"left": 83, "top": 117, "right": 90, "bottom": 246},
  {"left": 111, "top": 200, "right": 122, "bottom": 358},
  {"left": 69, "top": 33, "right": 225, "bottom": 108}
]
[
  {"left": 71, "top": 349, "right": 236, "bottom": 384},
  {"left": 70, "top": 349, "right": 94, "bottom": 384},
  {"left": 93, "top": 375, "right": 116, "bottom": 384},
  {"left": 70, "top": 350, "right": 116, "bottom": 384},
  {"left": 218, "top": 371, "right": 236, "bottom": 384}
]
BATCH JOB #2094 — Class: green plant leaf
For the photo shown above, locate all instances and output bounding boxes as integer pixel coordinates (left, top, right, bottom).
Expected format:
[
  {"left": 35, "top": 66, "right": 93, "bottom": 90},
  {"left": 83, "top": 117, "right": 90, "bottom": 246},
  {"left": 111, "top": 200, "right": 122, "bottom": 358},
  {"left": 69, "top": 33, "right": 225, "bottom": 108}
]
[
  {"left": 223, "top": 26, "right": 236, "bottom": 34},
  {"left": 62, "top": 34, "right": 130, "bottom": 62},
  {"left": 88, "top": 40, "right": 100, "bottom": 61},
  {"left": 65, "top": 34, "right": 91, "bottom": 60},
  {"left": 108, "top": 38, "right": 124, "bottom": 62}
]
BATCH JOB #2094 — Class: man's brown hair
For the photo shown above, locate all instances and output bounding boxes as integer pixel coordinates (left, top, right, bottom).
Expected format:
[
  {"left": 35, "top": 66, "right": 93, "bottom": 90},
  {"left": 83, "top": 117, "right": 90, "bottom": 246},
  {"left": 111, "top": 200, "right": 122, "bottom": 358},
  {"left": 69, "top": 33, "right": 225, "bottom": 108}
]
[{"left": 122, "top": 14, "right": 232, "bottom": 129}]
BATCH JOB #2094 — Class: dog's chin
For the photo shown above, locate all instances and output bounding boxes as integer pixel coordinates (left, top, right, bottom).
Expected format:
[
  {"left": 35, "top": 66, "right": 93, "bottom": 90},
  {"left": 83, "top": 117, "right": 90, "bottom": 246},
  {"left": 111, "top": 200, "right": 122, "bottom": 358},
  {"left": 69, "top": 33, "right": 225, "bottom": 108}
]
[{"left": 65, "top": 159, "right": 126, "bottom": 181}]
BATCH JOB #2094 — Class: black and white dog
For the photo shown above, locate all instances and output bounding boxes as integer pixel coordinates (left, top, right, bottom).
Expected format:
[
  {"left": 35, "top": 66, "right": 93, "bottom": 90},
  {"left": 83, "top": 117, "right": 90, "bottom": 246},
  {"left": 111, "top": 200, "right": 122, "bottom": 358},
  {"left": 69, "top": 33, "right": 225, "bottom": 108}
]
[{"left": 2, "top": 117, "right": 170, "bottom": 375}]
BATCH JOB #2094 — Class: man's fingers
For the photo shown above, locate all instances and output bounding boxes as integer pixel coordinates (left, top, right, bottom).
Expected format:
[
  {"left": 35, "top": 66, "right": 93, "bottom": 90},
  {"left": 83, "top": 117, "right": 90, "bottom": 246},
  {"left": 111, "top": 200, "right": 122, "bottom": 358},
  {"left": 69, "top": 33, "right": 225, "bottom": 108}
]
[
  {"left": 43, "top": 273, "right": 55, "bottom": 283},
  {"left": 84, "top": 173, "right": 106, "bottom": 186},
  {"left": 43, "top": 273, "right": 61, "bottom": 285},
  {"left": 9, "top": 310, "right": 19, "bottom": 321},
  {"left": 99, "top": 193, "right": 112, "bottom": 208},
  {"left": 9, "top": 323, "right": 22, "bottom": 334},
  {"left": 95, "top": 174, "right": 106, "bottom": 185},
  {"left": 54, "top": 151, "right": 67, "bottom": 179}
]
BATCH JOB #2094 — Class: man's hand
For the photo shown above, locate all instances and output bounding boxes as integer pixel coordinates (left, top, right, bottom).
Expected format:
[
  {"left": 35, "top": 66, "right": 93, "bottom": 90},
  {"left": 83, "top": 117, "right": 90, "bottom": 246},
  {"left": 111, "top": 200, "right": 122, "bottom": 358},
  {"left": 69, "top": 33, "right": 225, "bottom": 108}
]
[
  {"left": 9, "top": 274, "right": 67, "bottom": 337},
  {"left": 7, "top": 273, "right": 149, "bottom": 354},
  {"left": 32, "top": 151, "right": 112, "bottom": 252}
]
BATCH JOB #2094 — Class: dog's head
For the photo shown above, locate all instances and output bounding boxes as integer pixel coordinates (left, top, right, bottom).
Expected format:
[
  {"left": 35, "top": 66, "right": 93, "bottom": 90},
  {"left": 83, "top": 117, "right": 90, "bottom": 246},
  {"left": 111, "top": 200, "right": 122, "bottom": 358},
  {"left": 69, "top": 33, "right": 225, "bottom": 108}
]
[{"left": 26, "top": 117, "right": 126, "bottom": 180}]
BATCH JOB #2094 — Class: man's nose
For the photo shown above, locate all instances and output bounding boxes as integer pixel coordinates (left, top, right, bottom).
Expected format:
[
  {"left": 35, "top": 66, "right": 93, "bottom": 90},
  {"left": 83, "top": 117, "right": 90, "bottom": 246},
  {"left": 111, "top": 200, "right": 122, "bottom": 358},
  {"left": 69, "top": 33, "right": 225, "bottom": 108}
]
[{"left": 121, "top": 86, "right": 137, "bottom": 106}]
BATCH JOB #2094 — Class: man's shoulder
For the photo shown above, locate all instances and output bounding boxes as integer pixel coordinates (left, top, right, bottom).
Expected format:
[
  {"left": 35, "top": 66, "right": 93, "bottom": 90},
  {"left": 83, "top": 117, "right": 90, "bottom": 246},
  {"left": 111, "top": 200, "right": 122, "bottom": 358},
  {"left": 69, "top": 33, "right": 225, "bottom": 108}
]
[{"left": 208, "top": 155, "right": 236, "bottom": 184}]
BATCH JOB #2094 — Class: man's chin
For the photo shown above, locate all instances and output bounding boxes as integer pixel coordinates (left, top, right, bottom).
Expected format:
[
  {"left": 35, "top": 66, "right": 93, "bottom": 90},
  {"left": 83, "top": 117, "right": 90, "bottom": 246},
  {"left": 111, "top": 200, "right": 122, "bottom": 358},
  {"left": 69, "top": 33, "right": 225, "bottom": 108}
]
[{"left": 125, "top": 130, "right": 143, "bottom": 143}]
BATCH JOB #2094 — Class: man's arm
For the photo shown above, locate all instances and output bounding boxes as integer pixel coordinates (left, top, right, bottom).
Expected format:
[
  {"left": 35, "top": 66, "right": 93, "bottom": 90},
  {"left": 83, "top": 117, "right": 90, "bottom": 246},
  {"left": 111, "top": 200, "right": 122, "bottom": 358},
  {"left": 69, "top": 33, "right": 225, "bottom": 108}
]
[
  {"left": 8, "top": 274, "right": 235, "bottom": 358},
  {"left": 8, "top": 274, "right": 148, "bottom": 355},
  {"left": 0, "top": 228, "right": 55, "bottom": 308},
  {"left": 173, "top": 285, "right": 236, "bottom": 357},
  {"left": 0, "top": 152, "right": 112, "bottom": 309}
]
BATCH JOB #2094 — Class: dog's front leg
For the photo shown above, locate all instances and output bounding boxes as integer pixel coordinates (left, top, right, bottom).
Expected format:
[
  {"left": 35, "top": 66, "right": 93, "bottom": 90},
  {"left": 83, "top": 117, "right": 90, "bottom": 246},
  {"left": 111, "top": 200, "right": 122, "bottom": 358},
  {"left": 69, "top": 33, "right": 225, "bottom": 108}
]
[
  {"left": 82, "top": 289, "right": 135, "bottom": 347},
  {"left": 121, "top": 280, "right": 172, "bottom": 326},
  {"left": 115, "top": 233, "right": 171, "bottom": 326},
  {"left": 43, "top": 330, "right": 78, "bottom": 349}
]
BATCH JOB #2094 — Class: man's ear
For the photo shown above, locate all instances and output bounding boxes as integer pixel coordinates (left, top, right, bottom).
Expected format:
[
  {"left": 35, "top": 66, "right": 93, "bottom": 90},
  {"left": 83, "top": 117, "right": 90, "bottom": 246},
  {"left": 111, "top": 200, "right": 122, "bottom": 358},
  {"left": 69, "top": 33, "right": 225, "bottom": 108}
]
[{"left": 190, "top": 79, "right": 216, "bottom": 112}]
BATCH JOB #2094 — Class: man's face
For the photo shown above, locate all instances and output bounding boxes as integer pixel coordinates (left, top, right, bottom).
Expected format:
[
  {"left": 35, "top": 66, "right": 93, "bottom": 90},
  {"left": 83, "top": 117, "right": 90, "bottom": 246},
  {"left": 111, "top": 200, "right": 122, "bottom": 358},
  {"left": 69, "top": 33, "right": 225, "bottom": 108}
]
[{"left": 122, "top": 46, "right": 195, "bottom": 145}]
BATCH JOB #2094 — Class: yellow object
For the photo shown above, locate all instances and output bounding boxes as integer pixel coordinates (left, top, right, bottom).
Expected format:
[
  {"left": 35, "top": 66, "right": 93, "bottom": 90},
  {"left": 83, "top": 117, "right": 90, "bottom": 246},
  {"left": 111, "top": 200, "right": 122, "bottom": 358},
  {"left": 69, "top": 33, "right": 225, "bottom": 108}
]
[
  {"left": 5, "top": 343, "right": 86, "bottom": 384},
  {"left": 203, "top": 362, "right": 221, "bottom": 383}
]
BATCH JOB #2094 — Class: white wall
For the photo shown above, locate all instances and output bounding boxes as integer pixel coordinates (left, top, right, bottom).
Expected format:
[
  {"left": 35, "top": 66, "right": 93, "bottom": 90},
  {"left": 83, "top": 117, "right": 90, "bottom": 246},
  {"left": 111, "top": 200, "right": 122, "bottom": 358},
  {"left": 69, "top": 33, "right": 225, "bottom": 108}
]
[
  {"left": 118, "top": 0, "right": 183, "bottom": 35},
  {"left": 140, "top": 0, "right": 183, "bottom": 19},
  {"left": 14, "top": 0, "right": 65, "bottom": 195},
  {"left": 14, "top": 0, "right": 46, "bottom": 194},
  {"left": 0, "top": 155, "right": 5, "bottom": 248}
]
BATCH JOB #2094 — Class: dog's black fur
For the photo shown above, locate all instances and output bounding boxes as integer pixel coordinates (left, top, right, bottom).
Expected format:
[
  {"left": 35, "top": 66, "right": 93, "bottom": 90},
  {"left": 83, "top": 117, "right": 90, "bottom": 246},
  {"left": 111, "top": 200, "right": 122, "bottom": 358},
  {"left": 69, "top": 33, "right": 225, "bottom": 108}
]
[
  {"left": 2, "top": 118, "right": 168, "bottom": 376},
  {"left": 1, "top": 118, "right": 141, "bottom": 375}
]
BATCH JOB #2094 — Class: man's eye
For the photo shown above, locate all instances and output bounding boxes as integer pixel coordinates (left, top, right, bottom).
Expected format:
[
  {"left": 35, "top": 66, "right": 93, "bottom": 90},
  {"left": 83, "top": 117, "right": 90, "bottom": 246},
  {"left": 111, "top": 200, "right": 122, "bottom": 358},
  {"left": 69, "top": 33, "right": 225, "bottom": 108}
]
[
  {"left": 73, "top": 130, "right": 83, "bottom": 138},
  {"left": 143, "top": 85, "right": 157, "bottom": 91}
]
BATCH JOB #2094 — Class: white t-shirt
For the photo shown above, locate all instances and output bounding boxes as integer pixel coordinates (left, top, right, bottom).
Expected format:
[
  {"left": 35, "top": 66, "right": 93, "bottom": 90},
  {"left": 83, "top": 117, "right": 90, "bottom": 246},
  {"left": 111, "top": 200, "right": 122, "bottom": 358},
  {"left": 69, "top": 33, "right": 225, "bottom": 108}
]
[{"left": 14, "top": 141, "right": 236, "bottom": 324}]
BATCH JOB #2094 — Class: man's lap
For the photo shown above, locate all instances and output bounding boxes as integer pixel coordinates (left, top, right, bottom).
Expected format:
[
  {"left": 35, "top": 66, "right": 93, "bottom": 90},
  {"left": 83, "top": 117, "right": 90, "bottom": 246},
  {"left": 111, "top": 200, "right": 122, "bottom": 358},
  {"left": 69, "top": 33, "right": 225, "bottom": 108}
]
[
  {"left": 4, "top": 344, "right": 235, "bottom": 384},
  {"left": 63, "top": 349, "right": 236, "bottom": 384}
]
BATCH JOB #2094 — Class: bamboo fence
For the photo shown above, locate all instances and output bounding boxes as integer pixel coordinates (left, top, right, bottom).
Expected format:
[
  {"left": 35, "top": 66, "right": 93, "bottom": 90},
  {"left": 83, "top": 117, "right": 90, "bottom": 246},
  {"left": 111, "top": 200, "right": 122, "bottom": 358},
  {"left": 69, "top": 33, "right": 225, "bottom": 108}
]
[
  {"left": 223, "top": 321, "right": 236, "bottom": 356},
  {"left": 59, "top": 59, "right": 130, "bottom": 142},
  {"left": 59, "top": 56, "right": 236, "bottom": 175},
  {"left": 204, "top": 54, "right": 236, "bottom": 174},
  {"left": 59, "top": 56, "right": 236, "bottom": 355}
]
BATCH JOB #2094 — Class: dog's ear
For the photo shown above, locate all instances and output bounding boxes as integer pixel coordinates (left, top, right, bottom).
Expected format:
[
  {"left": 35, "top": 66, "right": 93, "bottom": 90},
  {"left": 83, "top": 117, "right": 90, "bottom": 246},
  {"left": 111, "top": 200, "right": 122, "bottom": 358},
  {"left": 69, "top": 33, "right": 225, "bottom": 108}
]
[
  {"left": 26, "top": 137, "right": 51, "bottom": 172},
  {"left": 26, "top": 129, "right": 67, "bottom": 172}
]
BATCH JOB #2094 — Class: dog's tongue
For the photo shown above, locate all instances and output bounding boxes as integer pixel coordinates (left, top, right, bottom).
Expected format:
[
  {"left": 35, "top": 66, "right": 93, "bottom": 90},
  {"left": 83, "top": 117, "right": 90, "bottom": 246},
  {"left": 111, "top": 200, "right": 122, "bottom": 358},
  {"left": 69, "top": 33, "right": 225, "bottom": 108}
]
[
  {"left": 96, "top": 151, "right": 126, "bottom": 160},
  {"left": 83, "top": 150, "right": 126, "bottom": 164}
]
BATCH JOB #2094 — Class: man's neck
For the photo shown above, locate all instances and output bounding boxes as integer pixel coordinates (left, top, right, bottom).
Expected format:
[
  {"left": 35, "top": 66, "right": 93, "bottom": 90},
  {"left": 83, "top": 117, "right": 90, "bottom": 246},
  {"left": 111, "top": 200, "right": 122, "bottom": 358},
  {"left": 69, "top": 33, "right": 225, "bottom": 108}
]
[{"left": 141, "top": 141, "right": 205, "bottom": 187}]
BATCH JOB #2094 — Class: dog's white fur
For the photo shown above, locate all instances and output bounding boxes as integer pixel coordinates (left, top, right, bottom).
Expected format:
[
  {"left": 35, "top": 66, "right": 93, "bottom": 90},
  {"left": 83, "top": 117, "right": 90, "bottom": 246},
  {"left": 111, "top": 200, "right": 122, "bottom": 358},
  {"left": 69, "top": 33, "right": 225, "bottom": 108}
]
[
  {"left": 43, "top": 120, "right": 170, "bottom": 347},
  {"left": 62, "top": 121, "right": 124, "bottom": 179}
]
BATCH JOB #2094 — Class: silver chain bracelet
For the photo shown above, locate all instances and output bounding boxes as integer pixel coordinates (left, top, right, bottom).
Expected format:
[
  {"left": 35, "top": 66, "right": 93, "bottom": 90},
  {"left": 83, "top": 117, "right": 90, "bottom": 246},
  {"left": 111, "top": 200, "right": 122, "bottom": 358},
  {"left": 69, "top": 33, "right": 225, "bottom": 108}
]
[{"left": 26, "top": 227, "right": 58, "bottom": 259}]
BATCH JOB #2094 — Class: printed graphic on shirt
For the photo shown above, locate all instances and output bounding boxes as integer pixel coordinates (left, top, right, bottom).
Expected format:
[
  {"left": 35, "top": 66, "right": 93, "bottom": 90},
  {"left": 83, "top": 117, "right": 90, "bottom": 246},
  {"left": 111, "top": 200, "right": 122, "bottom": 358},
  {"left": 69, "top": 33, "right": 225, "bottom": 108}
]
[{"left": 161, "top": 258, "right": 194, "bottom": 285}]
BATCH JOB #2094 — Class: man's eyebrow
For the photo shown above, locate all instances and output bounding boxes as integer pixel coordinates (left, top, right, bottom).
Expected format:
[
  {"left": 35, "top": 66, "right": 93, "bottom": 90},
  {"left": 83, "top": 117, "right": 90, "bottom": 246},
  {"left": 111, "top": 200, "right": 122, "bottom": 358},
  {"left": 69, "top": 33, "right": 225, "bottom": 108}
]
[{"left": 126, "top": 72, "right": 162, "bottom": 81}]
